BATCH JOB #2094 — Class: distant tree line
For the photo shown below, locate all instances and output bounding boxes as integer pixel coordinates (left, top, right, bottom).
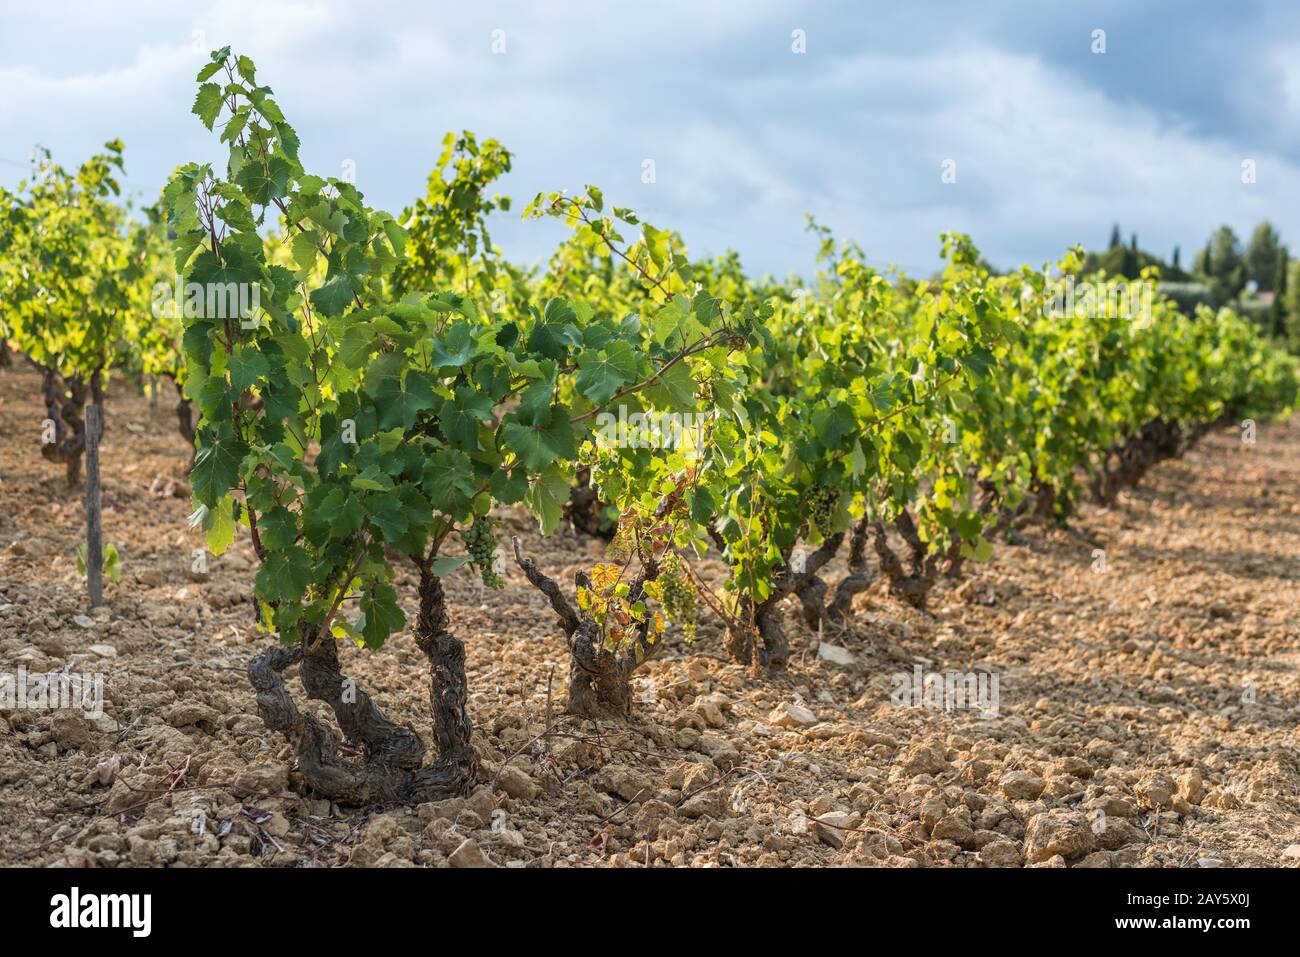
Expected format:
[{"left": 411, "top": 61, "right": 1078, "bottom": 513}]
[{"left": 1085, "top": 221, "right": 1299, "bottom": 353}]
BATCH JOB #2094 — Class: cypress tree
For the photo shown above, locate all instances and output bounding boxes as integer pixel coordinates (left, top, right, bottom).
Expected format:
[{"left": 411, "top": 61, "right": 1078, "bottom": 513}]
[{"left": 1273, "top": 247, "right": 1289, "bottom": 339}]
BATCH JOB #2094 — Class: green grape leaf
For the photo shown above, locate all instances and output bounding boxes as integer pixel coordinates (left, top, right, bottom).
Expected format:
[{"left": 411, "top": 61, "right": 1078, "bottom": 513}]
[
  {"left": 314, "top": 487, "right": 366, "bottom": 539},
  {"left": 422, "top": 449, "right": 478, "bottom": 510},
  {"left": 204, "top": 496, "right": 237, "bottom": 555},
  {"left": 575, "top": 340, "right": 637, "bottom": 406},
  {"left": 526, "top": 465, "right": 572, "bottom": 536},
  {"left": 502, "top": 406, "right": 576, "bottom": 471},
  {"left": 430, "top": 555, "right": 472, "bottom": 577},
  {"left": 427, "top": 321, "right": 477, "bottom": 369},
  {"left": 643, "top": 359, "right": 698, "bottom": 412},
  {"left": 358, "top": 581, "right": 405, "bottom": 649},
  {"left": 257, "top": 506, "right": 299, "bottom": 552},
  {"left": 254, "top": 548, "right": 313, "bottom": 602},
  {"left": 103, "top": 543, "right": 122, "bottom": 583},
  {"left": 192, "top": 83, "right": 224, "bottom": 130},
  {"left": 490, "top": 467, "right": 528, "bottom": 505},
  {"left": 366, "top": 494, "right": 410, "bottom": 543},
  {"left": 439, "top": 385, "right": 494, "bottom": 450},
  {"left": 527, "top": 299, "right": 576, "bottom": 360},
  {"left": 190, "top": 436, "right": 247, "bottom": 506},
  {"left": 812, "top": 403, "right": 856, "bottom": 449},
  {"left": 850, "top": 440, "right": 868, "bottom": 478},
  {"left": 228, "top": 348, "right": 270, "bottom": 392},
  {"left": 234, "top": 155, "right": 293, "bottom": 206},
  {"left": 309, "top": 273, "right": 354, "bottom": 318}
]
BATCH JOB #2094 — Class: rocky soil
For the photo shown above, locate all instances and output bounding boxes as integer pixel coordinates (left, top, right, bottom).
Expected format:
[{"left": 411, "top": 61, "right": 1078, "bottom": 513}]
[{"left": 1, "top": 364, "right": 1298, "bottom": 868}]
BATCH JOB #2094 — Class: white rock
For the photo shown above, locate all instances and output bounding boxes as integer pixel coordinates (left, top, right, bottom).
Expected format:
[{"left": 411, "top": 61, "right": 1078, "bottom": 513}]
[
  {"left": 817, "top": 642, "right": 856, "bottom": 667},
  {"left": 1282, "top": 845, "right": 1300, "bottom": 860},
  {"left": 449, "top": 838, "right": 496, "bottom": 868},
  {"left": 768, "top": 702, "right": 819, "bottom": 729},
  {"left": 1000, "top": 770, "right": 1046, "bottom": 801},
  {"left": 87, "top": 644, "right": 118, "bottom": 658},
  {"left": 813, "top": 811, "right": 855, "bottom": 848},
  {"left": 495, "top": 764, "right": 540, "bottom": 800},
  {"left": 72, "top": 615, "right": 96, "bottom": 629},
  {"left": 95, "top": 754, "right": 121, "bottom": 786},
  {"left": 694, "top": 692, "right": 730, "bottom": 727}
]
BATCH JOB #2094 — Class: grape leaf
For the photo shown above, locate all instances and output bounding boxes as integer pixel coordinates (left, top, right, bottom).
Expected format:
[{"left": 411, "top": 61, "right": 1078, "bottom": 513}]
[
  {"left": 526, "top": 465, "right": 572, "bottom": 536},
  {"left": 358, "top": 582, "right": 405, "bottom": 649},
  {"left": 439, "top": 385, "right": 494, "bottom": 450},
  {"left": 309, "top": 273, "right": 354, "bottom": 318},
  {"left": 192, "top": 83, "right": 224, "bottom": 130},
  {"left": 502, "top": 406, "right": 575, "bottom": 471},
  {"left": 190, "top": 436, "right": 247, "bottom": 506},
  {"left": 575, "top": 340, "right": 637, "bottom": 405},
  {"left": 254, "top": 548, "right": 313, "bottom": 602}
]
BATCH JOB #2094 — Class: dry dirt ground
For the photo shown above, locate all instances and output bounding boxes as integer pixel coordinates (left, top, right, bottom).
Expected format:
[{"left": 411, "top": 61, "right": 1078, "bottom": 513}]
[{"left": 1, "top": 364, "right": 1298, "bottom": 868}]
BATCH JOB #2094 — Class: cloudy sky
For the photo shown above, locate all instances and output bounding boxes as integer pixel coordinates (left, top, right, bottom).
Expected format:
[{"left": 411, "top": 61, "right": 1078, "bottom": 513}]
[{"left": 2, "top": 0, "right": 1297, "bottom": 278}]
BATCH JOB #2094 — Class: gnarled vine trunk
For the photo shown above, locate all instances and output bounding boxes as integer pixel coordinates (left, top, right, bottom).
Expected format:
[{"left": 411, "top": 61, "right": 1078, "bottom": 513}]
[
  {"left": 172, "top": 378, "right": 197, "bottom": 475},
  {"left": 872, "top": 511, "right": 941, "bottom": 608},
  {"left": 513, "top": 539, "right": 658, "bottom": 719},
  {"left": 725, "top": 595, "right": 791, "bottom": 673},
  {"left": 40, "top": 367, "right": 97, "bottom": 487},
  {"left": 826, "top": 515, "right": 874, "bottom": 622},
  {"left": 407, "top": 567, "right": 478, "bottom": 794},
  {"left": 726, "top": 530, "right": 850, "bottom": 672},
  {"left": 1091, "top": 418, "right": 1188, "bottom": 505},
  {"left": 247, "top": 562, "right": 476, "bottom": 806}
]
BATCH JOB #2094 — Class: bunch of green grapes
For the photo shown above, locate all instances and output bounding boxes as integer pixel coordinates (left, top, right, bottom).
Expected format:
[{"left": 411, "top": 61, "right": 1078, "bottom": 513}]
[
  {"left": 463, "top": 517, "right": 504, "bottom": 589},
  {"left": 807, "top": 486, "right": 839, "bottom": 537},
  {"left": 652, "top": 551, "right": 697, "bottom": 642}
]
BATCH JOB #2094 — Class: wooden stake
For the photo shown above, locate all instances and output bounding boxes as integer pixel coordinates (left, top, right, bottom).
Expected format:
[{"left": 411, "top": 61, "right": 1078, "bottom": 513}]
[{"left": 85, "top": 402, "right": 103, "bottom": 608}]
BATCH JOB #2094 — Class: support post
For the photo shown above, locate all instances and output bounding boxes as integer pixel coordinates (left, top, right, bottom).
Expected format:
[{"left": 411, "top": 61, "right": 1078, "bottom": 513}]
[{"left": 85, "top": 402, "right": 103, "bottom": 607}]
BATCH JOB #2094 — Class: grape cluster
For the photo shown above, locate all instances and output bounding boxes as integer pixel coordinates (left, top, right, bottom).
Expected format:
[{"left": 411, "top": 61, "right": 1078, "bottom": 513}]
[
  {"left": 807, "top": 486, "right": 839, "bottom": 537},
  {"left": 463, "top": 517, "right": 503, "bottom": 589},
  {"left": 656, "top": 552, "right": 697, "bottom": 642}
]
